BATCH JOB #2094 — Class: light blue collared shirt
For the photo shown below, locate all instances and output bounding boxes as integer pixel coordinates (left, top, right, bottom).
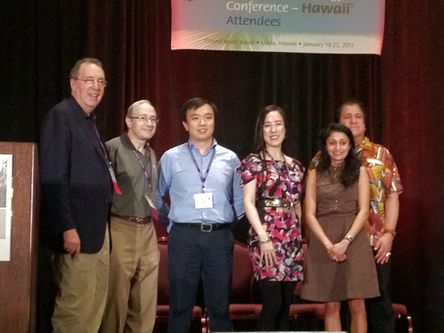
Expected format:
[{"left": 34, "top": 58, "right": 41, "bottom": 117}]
[{"left": 156, "top": 140, "right": 244, "bottom": 230}]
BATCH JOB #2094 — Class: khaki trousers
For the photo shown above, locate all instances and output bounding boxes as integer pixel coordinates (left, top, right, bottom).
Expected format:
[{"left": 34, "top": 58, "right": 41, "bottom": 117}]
[
  {"left": 100, "top": 216, "right": 160, "bottom": 333},
  {"left": 52, "top": 229, "right": 110, "bottom": 333}
]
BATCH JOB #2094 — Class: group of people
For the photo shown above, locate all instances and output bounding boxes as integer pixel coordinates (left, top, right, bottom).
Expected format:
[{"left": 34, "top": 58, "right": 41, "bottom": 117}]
[{"left": 39, "top": 57, "right": 402, "bottom": 333}]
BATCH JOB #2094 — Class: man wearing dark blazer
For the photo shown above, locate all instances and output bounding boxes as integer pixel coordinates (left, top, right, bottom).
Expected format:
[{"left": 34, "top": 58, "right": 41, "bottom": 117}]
[{"left": 40, "top": 58, "right": 113, "bottom": 333}]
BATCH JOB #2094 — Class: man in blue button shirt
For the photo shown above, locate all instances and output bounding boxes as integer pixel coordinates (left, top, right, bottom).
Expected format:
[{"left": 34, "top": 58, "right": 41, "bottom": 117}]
[{"left": 157, "top": 97, "right": 244, "bottom": 333}]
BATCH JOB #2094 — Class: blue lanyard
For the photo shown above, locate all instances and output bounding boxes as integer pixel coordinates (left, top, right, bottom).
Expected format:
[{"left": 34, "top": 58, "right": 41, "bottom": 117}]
[
  {"left": 89, "top": 117, "right": 110, "bottom": 164},
  {"left": 133, "top": 149, "right": 152, "bottom": 190},
  {"left": 187, "top": 143, "right": 216, "bottom": 191},
  {"left": 89, "top": 117, "right": 122, "bottom": 195}
]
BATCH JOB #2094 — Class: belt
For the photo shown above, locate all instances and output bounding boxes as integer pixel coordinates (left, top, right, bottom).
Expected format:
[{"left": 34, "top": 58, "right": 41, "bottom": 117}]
[
  {"left": 111, "top": 213, "right": 151, "bottom": 225},
  {"left": 257, "top": 198, "right": 293, "bottom": 208},
  {"left": 173, "top": 222, "right": 232, "bottom": 232}
]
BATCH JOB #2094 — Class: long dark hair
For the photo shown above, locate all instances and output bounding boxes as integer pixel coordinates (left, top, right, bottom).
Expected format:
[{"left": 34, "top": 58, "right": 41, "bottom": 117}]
[
  {"left": 316, "top": 123, "right": 361, "bottom": 186},
  {"left": 253, "top": 105, "right": 288, "bottom": 156}
]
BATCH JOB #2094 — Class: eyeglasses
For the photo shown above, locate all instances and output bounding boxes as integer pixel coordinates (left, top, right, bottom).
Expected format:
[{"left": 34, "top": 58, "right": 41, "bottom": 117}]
[
  {"left": 127, "top": 115, "right": 159, "bottom": 124},
  {"left": 74, "top": 77, "right": 108, "bottom": 88}
]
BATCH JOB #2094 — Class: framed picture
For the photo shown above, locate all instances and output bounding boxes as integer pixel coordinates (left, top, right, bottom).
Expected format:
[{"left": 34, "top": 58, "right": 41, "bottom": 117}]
[{"left": 0, "top": 154, "right": 13, "bottom": 261}]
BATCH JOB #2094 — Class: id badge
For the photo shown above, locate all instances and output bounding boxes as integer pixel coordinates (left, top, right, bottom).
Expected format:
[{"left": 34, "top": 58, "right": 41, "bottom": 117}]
[
  {"left": 194, "top": 192, "right": 214, "bottom": 209},
  {"left": 145, "top": 193, "right": 159, "bottom": 221},
  {"left": 145, "top": 193, "right": 156, "bottom": 209}
]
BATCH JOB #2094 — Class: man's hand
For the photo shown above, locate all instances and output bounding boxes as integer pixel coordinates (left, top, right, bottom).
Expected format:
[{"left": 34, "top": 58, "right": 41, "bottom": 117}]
[
  {"left": 374, "top": 233, "right": 394, "bottom": 264},
  {"left": 63, "top": 228, "right": 81, "bottom": 260}
]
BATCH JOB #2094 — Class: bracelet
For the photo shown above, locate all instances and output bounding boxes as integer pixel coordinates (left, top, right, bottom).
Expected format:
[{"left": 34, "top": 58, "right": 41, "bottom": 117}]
[
  {"left": 383, "top": 229, "right": 397, "bottom": 238},
  {"left": 259, "top": 238, "right": 272, "bottom": 245}
]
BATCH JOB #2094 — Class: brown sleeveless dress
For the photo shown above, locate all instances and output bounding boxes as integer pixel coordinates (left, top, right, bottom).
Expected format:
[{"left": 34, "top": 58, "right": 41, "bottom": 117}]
[{"left": 301, "top": 170, "right": 379, "bottom": 302}]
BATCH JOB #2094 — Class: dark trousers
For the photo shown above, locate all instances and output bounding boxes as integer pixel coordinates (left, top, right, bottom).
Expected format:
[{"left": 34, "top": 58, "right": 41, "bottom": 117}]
[
  {"left": 256, "top": 279, "right": 296, "bottom": 331},
  {"left": 167, "top": 225, "right": 234, "bottom": 333},
  {"left": 366, "top": 260, "right": 395, "bottom": 333}
]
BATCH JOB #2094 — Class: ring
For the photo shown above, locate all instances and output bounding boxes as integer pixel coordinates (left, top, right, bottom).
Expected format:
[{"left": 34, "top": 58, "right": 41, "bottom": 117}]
[{"left": 385, "top": 252, "right": 392, "bottom": 257}]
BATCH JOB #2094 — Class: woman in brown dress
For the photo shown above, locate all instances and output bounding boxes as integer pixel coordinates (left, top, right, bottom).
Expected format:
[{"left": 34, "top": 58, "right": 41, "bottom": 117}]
[{"left": 301, "top": 123, "right": 379, "bottom": 333}]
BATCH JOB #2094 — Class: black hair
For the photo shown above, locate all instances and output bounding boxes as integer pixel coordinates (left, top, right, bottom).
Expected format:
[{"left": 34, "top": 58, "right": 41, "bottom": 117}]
[
  {"left": 334, "top": 98, "right": 367, "bottom": 123},
  {"left": 180, "top": 97, "right": 217, "bottom": 122},
  {"left": 317, "top": 123, "right": 361, "bottom": 187},
  {"left": 253, "top": 105, "right": 288, "bottom": 155}
]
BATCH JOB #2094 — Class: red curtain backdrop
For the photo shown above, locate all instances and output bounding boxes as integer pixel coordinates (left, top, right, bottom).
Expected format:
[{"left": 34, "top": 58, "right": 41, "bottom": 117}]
[
  {"left": 1, "top": 1, "right": 443, "bottom": 332},
  {"left": 84, "top": 2, "right": 444, "bottom": 330},
  {"left": 83, "top": 2, "right": 444, "bottom": 329}
]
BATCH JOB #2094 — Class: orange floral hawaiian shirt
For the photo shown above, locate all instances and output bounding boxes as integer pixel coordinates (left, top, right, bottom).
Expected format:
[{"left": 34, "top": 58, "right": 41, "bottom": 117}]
[{"left": 356, "top": 136, "right": 403, "bottom": 235}]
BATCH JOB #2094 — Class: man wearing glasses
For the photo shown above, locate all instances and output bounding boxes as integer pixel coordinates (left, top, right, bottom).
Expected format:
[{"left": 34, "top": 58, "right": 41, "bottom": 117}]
[
  {"left": 40, "top": 58, "right": 113, "bottom": 333},
  {"left": 100, "top": 100, "right": 160, "bottom": 333}
]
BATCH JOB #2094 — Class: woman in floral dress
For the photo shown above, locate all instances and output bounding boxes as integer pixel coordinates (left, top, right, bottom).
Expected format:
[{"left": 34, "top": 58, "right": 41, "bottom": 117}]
[{"left": 238, "top": 105, "right": 305, "bottom": 331}]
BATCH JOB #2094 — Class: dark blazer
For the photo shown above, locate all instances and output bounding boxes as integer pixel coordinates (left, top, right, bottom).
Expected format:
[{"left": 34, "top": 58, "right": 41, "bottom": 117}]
[{"left": 39, "top": 96, "right": 112, "bottom": 253}]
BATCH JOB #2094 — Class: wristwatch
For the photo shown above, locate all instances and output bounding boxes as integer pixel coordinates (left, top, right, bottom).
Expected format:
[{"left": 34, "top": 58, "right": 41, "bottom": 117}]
[{"left": 344, "top": 234, "right": 354, "bottom": 242}]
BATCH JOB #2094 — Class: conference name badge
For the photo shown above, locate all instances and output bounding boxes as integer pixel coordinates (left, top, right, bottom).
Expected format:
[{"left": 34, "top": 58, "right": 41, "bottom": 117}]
[
  {"left": 194, "top": 192, "right": 214, "bottom": 209},
  {"left": 145, "top": 193, "right": 156, "bottom": 210}
]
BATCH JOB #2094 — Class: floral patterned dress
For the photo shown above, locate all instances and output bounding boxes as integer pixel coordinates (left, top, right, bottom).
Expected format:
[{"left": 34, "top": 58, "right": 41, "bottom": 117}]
[{"left": 238, "top": 153, "right": 305, "bottom": 281}]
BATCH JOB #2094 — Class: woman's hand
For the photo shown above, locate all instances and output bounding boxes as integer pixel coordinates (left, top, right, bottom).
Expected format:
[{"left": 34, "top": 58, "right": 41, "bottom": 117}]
[
  {"left": 327, "top": 239, "right": 349, "bottom": 262},
  {"left": 259, "top": 239, "right": 277, "bottom": 267}
]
